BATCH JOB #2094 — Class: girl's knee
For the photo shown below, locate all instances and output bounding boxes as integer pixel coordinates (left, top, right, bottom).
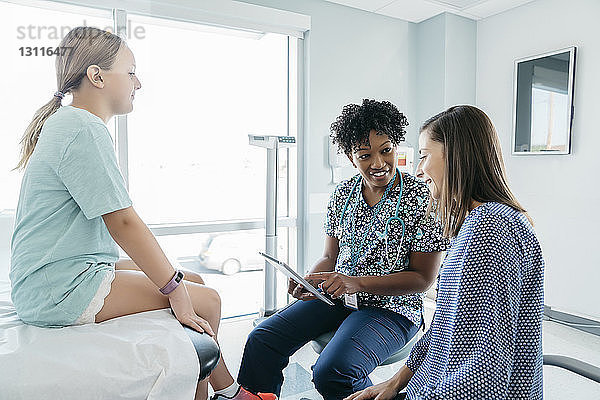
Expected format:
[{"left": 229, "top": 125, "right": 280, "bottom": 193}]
[
  {"left": 206, "top": 287, "right": 221, "bottom": 309},
  {"left": 189, "top": 285, "right": 221, "bottom": 317}
]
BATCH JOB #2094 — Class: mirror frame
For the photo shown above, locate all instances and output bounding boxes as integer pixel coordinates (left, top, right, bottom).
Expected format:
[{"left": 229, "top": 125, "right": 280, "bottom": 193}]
[{"left": 511, "top": 46, "right": 577, "bottom": 155}]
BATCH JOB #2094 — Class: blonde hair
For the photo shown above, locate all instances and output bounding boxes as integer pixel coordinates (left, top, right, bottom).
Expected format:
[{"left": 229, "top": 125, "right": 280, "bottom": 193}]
[
  {"left": 421, "top": 105, "right": 531, "bottom": 237},
  {"left": 15, "top": 27, "right": 122, "bottom": 170}
]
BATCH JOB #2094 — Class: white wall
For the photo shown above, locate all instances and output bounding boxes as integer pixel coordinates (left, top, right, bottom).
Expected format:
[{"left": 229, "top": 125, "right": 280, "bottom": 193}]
[
  {"left": 416, "top": 13, "right": 476, "bottom": 131},
  {"left": 477, "top": 0, "right": 600, "bottom": 320},
  {"left": 415, "top": 14, "right": 446, "bottom": 130},
  {"left": 444, "top": 13, "right": 476, "bottom": 108},
  {"left": 240, "top": 0, "right": 417, "bottom": 271}
]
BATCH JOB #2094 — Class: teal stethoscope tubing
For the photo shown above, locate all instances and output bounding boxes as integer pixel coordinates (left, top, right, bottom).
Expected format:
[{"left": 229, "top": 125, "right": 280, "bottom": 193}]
[{"left": 340, "top": 167, "right": 406, "bottom": 269}]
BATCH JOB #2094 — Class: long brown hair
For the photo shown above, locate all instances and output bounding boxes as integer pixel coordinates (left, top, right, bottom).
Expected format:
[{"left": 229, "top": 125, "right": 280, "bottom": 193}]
[
  {"left": 422, "top": 105, "right": 531, "bottom": 237},
  {"left": 15, "top": 27, "right": 122, "bottom": 170}
]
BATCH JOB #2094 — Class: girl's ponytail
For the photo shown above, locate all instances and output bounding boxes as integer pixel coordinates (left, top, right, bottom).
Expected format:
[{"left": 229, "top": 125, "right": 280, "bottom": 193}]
[
  {"left": 15, "top": 26, "right": 122, "bottom": 170},
  {"left": 15, "top": 95, "right": 63, "bottom": 170}
]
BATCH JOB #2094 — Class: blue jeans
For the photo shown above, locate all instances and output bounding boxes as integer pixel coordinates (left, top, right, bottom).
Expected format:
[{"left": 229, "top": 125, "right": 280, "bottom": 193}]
[{"left": 237, "top": 299, "right": 419, "bottom": 400}]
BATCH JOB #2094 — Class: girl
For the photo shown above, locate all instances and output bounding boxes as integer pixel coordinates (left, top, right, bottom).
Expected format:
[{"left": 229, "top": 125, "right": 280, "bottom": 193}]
[
  {"left": 237, "top": 99, "right": 447, "bottom": 399},
  {"left": 10, "top": 27, "right": 275, "bottom": 400},
  {"left": 346, "top": 105, "right": 545, "bottom": 400}
]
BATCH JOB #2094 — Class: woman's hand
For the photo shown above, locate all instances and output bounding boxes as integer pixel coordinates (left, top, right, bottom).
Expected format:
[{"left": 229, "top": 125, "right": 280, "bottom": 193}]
[
  {"left": 343, "top": 379, "right": 401, "bottom": 400},
  {"left": 304, "top": 271, "right": 362, "bottom": 299},
  {"left": 167, "top": 284, "right": 215, "bottom": 336},
  {"left": 345, "top": 365, "right": 413, "bottom": 400},
  {"left": 288, "top": 278, "right": 317, "bottom": 301}
]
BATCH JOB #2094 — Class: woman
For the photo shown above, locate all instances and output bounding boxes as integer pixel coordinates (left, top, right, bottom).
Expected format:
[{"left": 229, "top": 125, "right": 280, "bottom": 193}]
[
  {"left": 10, "top": 27, "right": 274, "bottom": 400},
  {"left": 346, "top": 105, "right": 544, "bottom": 400},
  {"left": 237, "top": 99, "right": 447, "bottom": 400}
]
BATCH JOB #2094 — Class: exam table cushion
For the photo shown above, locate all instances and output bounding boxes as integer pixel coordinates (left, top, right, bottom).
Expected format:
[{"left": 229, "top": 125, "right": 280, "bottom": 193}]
[{"left": 0, "top": 280, "right": 200, "bottom": 400}]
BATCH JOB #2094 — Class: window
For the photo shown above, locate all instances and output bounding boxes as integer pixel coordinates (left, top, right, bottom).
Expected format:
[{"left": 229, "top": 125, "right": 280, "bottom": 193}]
[
  {"left": 156, "top": 227, "right": 292, "bottom": 318},
  {"left": 125, "top": 14, "right": 298, "bottom": 317},
  {"left": 126, "top": 15, "right": 289, "bottom": 224}
]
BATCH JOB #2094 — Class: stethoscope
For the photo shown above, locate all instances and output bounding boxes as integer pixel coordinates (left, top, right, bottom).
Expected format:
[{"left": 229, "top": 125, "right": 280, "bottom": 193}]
[{"left": 340, "top": 167, "right": 406, "bottom": 270}]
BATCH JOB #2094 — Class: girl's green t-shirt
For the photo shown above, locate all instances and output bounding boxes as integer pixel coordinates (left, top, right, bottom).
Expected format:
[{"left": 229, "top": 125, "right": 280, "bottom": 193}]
[{"left": 10, "top": 106, "right": 132, "bottom": 327}]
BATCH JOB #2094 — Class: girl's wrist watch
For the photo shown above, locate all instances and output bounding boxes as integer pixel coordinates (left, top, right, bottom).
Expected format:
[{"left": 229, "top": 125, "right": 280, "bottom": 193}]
[{"left": 160, "top": 270, "right": 185, "bottom": 295}]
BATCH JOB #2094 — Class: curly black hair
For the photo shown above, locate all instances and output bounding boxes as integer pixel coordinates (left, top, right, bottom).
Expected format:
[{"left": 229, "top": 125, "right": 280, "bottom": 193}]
[{"left": 330, "top": 99, "right": 408, "bottom": 154}]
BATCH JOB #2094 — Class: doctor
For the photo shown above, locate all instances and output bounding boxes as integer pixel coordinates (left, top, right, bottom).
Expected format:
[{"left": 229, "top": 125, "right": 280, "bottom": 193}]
[{"left": 237, "top": 99, "right": 447, "bottom": 400}]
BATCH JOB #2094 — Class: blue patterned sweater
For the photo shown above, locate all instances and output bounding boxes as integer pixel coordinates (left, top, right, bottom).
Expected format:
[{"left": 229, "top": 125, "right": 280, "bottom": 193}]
[{"left": 405, "top": 202, "right": 544, "bottom": 399}]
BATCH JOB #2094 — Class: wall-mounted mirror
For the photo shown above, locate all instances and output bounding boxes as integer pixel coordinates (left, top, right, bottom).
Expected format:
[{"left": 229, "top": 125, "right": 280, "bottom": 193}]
[{"left": 512, "top": 47, "right": 576, "bottom": 155}]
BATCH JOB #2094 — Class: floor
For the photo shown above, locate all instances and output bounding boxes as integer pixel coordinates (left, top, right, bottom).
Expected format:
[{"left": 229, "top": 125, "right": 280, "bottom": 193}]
[{"left": 216, "top": 299, "right": 600, "bottom": 400}]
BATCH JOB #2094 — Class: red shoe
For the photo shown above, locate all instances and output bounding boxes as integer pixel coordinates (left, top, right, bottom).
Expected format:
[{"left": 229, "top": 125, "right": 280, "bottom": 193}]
[{"left": 211, "top": 386, "right": 277, "bottom": 400}]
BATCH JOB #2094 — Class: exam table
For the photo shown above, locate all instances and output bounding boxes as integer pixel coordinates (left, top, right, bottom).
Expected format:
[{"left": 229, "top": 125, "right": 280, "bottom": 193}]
[{"left": 0, "top": 279, "right": 220, "bottom": 399}]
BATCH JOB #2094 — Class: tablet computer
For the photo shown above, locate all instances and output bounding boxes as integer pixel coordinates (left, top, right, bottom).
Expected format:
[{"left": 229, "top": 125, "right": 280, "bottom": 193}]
[{"left": 259, "top": 252, "right": 335, "bottom": 306}]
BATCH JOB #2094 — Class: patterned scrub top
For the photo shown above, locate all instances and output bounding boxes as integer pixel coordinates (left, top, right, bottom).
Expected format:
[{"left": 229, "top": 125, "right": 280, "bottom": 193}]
[
  {"left": 325, "top": 173, "right": 448, "bottom": 326},
  {"left": 405, "top": 202, "right": 545, "bottom": 399}
]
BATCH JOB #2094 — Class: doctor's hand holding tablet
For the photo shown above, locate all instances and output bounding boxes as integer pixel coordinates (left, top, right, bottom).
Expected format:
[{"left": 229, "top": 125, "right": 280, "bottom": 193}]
[
  {"left": 286, "top": 271, "right": 360, "bottom": 310},
  {"left": 287, "top": 277, "right": 318, "bottom": 301},
  {"left": 304, "top": 271, "right": 362, "bottom": 299},
  {"left": 259, "top": 251, "right": 336, "bottom": 306},
  {"left": 287, "top": 273, "right": 360, "bottom": 300}
]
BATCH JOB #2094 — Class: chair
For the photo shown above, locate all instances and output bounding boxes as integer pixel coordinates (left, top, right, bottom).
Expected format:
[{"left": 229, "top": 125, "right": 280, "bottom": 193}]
[
  {"left": 543, "top": 355, "right": 600, "bottom": 383},
  {"left": 310, "top": 329, "right": 421, "bottom": 366}
]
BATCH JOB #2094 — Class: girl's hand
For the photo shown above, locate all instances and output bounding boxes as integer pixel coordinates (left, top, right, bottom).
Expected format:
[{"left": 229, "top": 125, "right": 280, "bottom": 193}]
[
  {"left": 288, "top": 278, "right": 317, "bottom": 301},
  {"left": 167, "top": 284, "right": 215, "bottom": 336},
  {"left": 343, "top": 379, "right": 401, "bottom": 400},
  {"left": 304, "top": 272, "right": 362, "bottom": 299}
]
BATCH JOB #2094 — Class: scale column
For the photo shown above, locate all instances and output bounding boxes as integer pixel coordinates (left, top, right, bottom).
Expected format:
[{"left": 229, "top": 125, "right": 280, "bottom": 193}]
[{"left": 263, "top": 146, "right": 278, "bottom": 316}]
